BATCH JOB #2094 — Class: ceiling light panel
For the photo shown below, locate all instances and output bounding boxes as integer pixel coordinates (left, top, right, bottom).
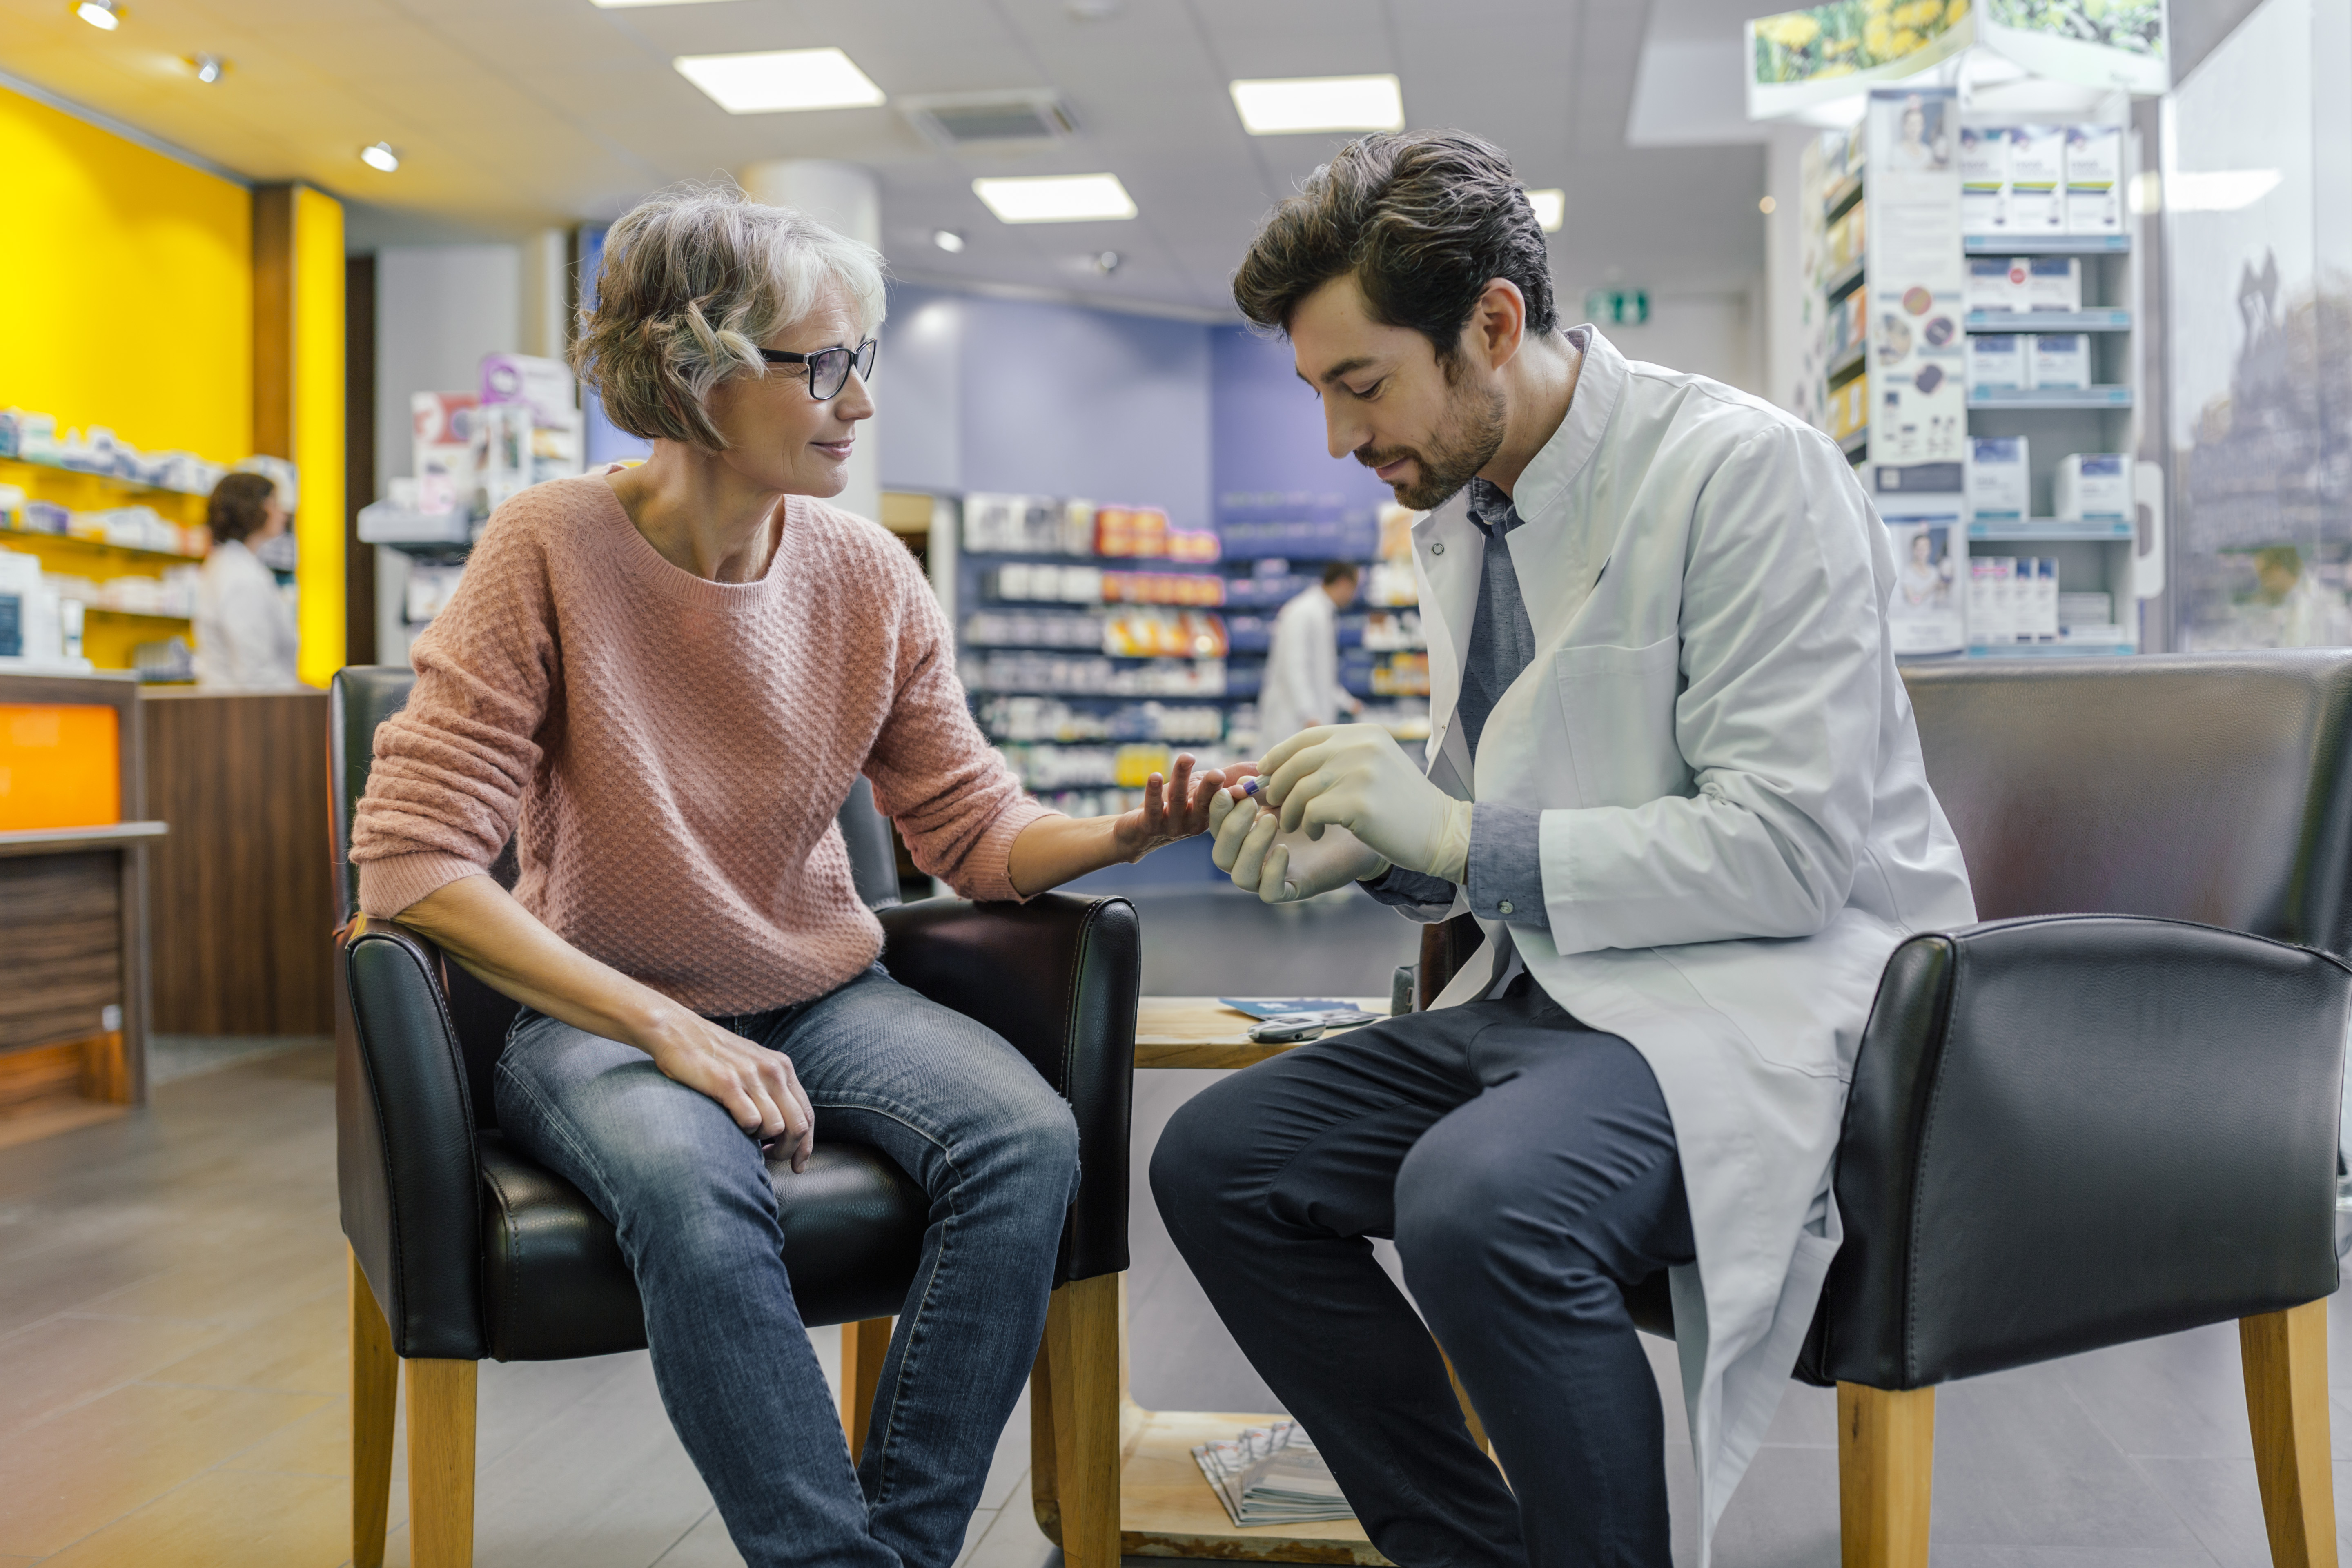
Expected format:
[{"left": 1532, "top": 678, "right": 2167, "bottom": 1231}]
[
  {"left": 973, "top": 174, "right": 1137, "bottom": 224},
  {"left": 1229, "top": 75, "right": 1402, "bottom": 136},
  {"left": 1527, "top": 189, "right": 1564, "bottom": 232},
  {"left": 673, "top": 48, "right": 885, "bottom": 115}
]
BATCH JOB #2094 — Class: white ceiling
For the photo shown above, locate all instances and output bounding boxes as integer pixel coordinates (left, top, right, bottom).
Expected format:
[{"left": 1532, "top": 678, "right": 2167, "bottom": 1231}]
[{"left": 0, "top": 0, "right": 1769, "bottom": 316}]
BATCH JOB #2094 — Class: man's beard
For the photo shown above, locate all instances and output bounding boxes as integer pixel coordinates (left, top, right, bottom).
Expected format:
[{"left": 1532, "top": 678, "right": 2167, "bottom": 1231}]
[{"left": 1355, "top": 375, "right": 1508, "bottom": 511}]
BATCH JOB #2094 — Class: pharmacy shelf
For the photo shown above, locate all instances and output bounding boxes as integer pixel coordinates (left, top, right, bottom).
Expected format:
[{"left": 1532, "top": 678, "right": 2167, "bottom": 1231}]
[
  {"left": 1822, "top": 173, "right": 1863, "bottom": 221},
  {"left": 1822, "top": 257, "right": 1865, "bottom": 303},
  {"left": 0, "top": 454, "right": 212, "bottom": 503},
  {"left": 1963, "top": 310, "right": 2131, "bottom": 332},
  {"left": 83, "top": 607, "right": 192, "bottom": 624},
  {"left": 1967, "top": 519, "right": 2135, "bottom": 540},
  {"left": 1838, "top": 427, "right": 1869, "bottom": 461},
  {"left": 1968, "top": 386, "right": 2133, "bottom": 409},
  {"left": 1827, "top": 340, "right": 1866, "bottom": 383},
  {"left": 1967, "top": 642, "right": 2137, "bottom": 658},
  {"left": 0, "top": 524, "right": 204, "bottom": 565},
  {"left": 1964, "top": 235, "right": 2132, "bottom": 254}
]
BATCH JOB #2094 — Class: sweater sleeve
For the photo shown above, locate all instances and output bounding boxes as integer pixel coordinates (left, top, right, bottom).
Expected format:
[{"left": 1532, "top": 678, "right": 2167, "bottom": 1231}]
[
  {"left": 863, "top": 550, "right": 1051, "bottom": 901},
  {"left": 349, "top": 510, "right": 557, "bottom": 918}
]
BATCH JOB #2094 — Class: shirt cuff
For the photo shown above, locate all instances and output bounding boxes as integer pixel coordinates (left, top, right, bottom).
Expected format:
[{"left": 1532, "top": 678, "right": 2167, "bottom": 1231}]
[
  {"left": 1466, "top": 803, "right": 1550, "bottom": 930},
  {"left": 1358, "top": 862, "right": 1457, "bottom": 909}
]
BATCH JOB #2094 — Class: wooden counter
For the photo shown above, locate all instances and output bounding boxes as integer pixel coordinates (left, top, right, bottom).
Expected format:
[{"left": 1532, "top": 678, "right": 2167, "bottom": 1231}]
[
  {"left": 141, "top": 688, "right": 334, "bottom": 1035},
  {"left": 0, "top": 671, "right": 158, "bottom": 1145}
]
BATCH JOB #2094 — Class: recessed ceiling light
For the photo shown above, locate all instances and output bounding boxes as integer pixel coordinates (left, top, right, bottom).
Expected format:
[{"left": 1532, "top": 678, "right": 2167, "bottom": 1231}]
[
  {"left": 74, "top": 0, "right": 121, "bottom": 30},
  {"left": 973, "top": 174, "right": 1137, "bottom": 224},
  {"left": 1094, "top": 251, "right": 1122, "bottom": 274},
  {"left": 1229, "top": 75, "right": 1403, "bottom": 136},
  {"left": 1526, "top": 188, "right": 1565, "bottom": 233},
  {"left": 360, "top": 141, "right": 400, "bottom": 173},
  {"left": 187, "top": 53, "right": 225, "bottom": 83},
  {"left": 1758, "top": 194, "right": 1777, "bottom": 215},
  {"left": 673, "top": 48, "right": 885, "bottom": 115},
  {"left": 933, "top": 229, "right": 967, "bottom": 254}
]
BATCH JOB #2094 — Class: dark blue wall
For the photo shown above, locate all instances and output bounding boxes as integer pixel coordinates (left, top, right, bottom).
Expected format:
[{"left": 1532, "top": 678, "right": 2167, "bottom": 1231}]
[{"left": 1209, "top": 325, "right": 1394, "bottom": 514}]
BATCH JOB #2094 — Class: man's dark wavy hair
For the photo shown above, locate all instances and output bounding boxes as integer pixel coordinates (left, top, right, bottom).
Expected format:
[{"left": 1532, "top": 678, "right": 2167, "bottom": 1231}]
[{"left": 1232, "top": 130, "right": 1558, "bottom": 366}]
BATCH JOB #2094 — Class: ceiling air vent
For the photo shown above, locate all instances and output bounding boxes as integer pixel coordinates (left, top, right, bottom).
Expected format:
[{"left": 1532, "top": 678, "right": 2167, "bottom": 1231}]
[{"left": 902, "top": 91, "right": 1079, "bottom": 149}]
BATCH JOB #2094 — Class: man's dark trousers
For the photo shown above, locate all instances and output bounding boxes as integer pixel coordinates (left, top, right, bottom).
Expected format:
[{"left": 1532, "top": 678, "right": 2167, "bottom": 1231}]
[{"left": 1150, "top": 976, "right": 1695, "bottom": 1568}]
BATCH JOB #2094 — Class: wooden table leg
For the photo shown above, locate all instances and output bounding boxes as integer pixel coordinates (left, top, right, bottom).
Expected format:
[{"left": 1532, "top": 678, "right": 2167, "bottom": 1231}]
[
  {"left": 2243, "top": 1300, "right": 2337, "bottom": 1568},
  {"left": 349, "top": 1248, "right": 397, "bottom": 1568}
]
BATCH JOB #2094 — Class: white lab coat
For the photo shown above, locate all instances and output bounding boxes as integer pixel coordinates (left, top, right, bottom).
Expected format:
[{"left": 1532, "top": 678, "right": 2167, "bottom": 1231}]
[
  {"left": 1258, "top": 586, "right": 1351, "bottom": 743},
  {"left": 194, "top": 539, "right": 302, "bottom": 690},
  {"left": 1396, "top": 329, "right": 1976, "bottom": 1559}
]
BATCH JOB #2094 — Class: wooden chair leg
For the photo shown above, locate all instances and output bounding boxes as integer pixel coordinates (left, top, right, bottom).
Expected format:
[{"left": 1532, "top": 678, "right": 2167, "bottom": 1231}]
[
  {"left": 1438, "top": 1342, "right": 1493, "bottom": 1457},
  {"left": 1045, "top": 1273, "right": 1122, "bottom": 1568},
  {"left": 2242, "top": 1300, "right": 2338, "bottom": 1568},
  {"left": 1838, "top": 1381, "right": 1934, "bottom": 1568},
  {"left": 840, "top": 1316, "right": 892, "bottom": 1465},
  {"left": 349, "top": 1248, "right": 397, "bottom": 1568},
  {"left": 405, "top": 1358, "right": 477, "bottom": 1568}
]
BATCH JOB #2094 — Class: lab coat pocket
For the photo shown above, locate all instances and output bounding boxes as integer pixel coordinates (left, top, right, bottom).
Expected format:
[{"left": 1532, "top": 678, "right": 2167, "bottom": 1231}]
[{"left": 1552, "top": 635, "right": 1691, "bottom": 808}]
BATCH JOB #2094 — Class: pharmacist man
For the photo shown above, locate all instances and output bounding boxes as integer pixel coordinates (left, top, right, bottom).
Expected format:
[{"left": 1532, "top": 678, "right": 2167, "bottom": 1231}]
[
  {"left": 1257, "top": 560, "right": 1363, "bottom": 742},
  {"left": 1153, "top": 130, "right": 1976, "bottom": 1568}
]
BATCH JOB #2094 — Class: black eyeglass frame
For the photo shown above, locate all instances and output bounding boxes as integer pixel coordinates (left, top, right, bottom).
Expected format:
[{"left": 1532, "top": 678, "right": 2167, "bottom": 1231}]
[{"left": 757, "top": 338, "right": 879, "bottom": 400}]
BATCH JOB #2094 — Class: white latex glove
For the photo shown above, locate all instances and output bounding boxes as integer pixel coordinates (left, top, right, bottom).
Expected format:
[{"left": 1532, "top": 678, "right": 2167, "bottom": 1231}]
[
  {"left": 1208, "top": 788, "right": 1387, "bottom": 903},
  {"left": 1260, "top": 723, "right": 1474, "bottom": 882}
]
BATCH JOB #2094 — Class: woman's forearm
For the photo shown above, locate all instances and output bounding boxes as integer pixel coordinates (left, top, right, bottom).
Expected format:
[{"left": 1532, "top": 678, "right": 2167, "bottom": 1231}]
[
  {"left": 394, "top": 873, "right": 684, "bottom": 1051},
  {"left": 1006, "top": 813, "right": 1131, "bottom": 898}
]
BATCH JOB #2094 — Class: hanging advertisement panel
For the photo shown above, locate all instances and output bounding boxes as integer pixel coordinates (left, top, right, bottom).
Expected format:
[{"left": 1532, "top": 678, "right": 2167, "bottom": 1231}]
[
  {"left": 1980, "top": 0, "right": 2170, "bottom": 95},
  {"left": 1746, "top": 0, "right": 1975, "bottom": 120},
  {"left": 1864, "top": 83, "right": 1970, "bottom": 655}
]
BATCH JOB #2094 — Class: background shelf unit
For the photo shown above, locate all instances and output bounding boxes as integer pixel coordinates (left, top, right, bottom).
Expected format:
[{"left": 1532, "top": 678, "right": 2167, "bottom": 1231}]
[{"left": 1964, "top": 234, "right": 2132, "bottom": 254}]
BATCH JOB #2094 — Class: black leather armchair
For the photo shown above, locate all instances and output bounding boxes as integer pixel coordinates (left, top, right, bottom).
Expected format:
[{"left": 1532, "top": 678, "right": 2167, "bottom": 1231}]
[
  {"left": 330, "top": 667, "right": 1138, "bottom": 1568},
  {"left": 1420, "top": 651, "right": 2352, "bottom": 1568}
]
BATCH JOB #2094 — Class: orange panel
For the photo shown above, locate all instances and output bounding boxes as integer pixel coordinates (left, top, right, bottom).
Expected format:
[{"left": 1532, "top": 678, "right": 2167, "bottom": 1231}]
[{"left": 0, "top": 704, "right": 121, "bottom": 831}]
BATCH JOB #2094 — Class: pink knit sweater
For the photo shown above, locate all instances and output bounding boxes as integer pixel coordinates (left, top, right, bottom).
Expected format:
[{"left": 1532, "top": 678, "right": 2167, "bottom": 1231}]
[{"left": 350, "top": 475, "right": 1049, "bottom": 1013}]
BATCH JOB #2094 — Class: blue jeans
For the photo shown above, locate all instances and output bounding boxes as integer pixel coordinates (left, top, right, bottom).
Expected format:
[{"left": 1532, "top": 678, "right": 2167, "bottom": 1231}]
[
  {"left": 1152, "top": 976, "right": 1694, "bottom": 1568},
  {"left": 494, "top": 964, "right": 1080, "bottom": 1568}
]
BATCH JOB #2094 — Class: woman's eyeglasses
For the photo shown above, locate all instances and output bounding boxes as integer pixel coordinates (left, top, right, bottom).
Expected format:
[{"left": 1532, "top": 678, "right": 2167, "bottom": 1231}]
[{"left": 758, "top": 338, "right": 879, "bottom": 401}]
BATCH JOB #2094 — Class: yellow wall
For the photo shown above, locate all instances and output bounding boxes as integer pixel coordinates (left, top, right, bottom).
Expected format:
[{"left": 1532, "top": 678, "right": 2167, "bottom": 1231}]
[
  {"left": 0, "top": 85, "right": 252, "bottom": 460},
  {"left": 294, "top": 185, "right": 345, "bottom": 686}
]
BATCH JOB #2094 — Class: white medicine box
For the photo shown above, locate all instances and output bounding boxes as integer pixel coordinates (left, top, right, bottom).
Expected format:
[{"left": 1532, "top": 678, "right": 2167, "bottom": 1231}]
[
  {"left": 2056, "top": 453, "right": 2130, "bottom": 520},
  {"left": 1967, "top": 257, "right": 2022, "bottom": 313},
  {"left": 1968, "top": 436, "right": 2030, "bottom": 519},
  {"left": 2030, "top": 333, "right": 2090, "bottom": 390},
  {"left": 1960, "top": 127, "right": 2010, "bottom": 233},
  {"left": 2025, "top": 257, "right": 2081, "bottom": 312},
  {"left": 2007, "top": 125, "right": 2067, "bottom": 232},
  {"left": 1967, "top": 333, "right": 2029, "bottom": 390}
]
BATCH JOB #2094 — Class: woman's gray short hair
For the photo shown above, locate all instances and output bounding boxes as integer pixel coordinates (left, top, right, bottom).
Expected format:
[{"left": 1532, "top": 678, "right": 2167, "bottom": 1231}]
[{"left": 573, "top": 183, "right": 886, "bottom": 451}]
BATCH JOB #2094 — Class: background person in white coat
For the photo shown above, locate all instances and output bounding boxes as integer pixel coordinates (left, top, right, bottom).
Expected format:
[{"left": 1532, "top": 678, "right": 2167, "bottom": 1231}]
[
  {"left": 1153, "top": 131, "right": 1974, "bottom": 1568},
  {"left": 194, "top": 472, "right": 302, "bottom": 690},
  {"left": 1256, "top": 560, "right": 1362, "bottom": 743}
]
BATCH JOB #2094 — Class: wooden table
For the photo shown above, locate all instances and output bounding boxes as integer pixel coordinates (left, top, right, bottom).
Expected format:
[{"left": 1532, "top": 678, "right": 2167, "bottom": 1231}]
[{"left": 1048, "top": 997, "right": 1403, "bottom": 1564}]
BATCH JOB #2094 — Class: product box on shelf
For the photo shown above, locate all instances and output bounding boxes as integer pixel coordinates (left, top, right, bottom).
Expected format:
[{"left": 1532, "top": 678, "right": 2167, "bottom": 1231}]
[
  {"left": 2064, "top": 124, "right": 2123, "bottom": 235},
  {"left": 1967, "top": 436, "right": 2029, "bottom": 519},
  {"left": 1967, "top": 257, "right": 2024, "bottom": 313},
  {"left": 2029, "top": 334, "right": 2090, "bottom": 390},
  {"left": 991, "top": 561, "right": 1103, "bottom": 604},
  {"left": 2006, "top": 125, "right": 2067, "bottom": 234},
  {"left": 2056, "top": 453, "right": 2130, "bottom": 519},
  {"left": 1967, "top": 334, "right": 2029, "bottom": 390},
  {"left": 1826, "top": 374, "right": 1869, "bottom": 440},
  {"left": 1094, "top": 506, "right": 1169, "bottom": 558},
  {"left": 964, "top": 493, "right": 1082, "bottom": 555},
  {"left": 1960, "top": 126, "right": 2011, "bottom": 233},
  {"left": 2024, "top": 257, "right": 2082, "bottom": 312},
  {"left": 412, "top": 392, "right": 479, "bottom": 516},
  {"left": 2058, "top": 591, "right": 2113, "bottom": 630}
]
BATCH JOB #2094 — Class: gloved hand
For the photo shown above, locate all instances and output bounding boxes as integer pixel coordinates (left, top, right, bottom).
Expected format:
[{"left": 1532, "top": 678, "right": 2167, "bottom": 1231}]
[
  {"left": 1260, "top": 723, "right": 1474, "bottom": 882},
  {"left": 1208, "top": 787, "right": 1387, "bottom": 903}
]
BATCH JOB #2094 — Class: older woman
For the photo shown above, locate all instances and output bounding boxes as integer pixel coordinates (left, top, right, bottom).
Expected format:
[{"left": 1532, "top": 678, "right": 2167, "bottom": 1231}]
[{"left": 349, "top": 187, "right": 1223, "bottom": 1567}]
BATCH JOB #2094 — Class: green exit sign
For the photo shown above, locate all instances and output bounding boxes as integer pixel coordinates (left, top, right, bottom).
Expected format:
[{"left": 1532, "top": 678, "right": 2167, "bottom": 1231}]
[{"left": 1584, "top": 287, "right": 1649, "bottom": 327}]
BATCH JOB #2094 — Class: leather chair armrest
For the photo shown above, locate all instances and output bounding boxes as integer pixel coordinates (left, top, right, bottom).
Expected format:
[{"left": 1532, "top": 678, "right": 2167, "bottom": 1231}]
[
  {"left": 877, "top": 894, "right": 1140, "bottom": 1283},
  {"left": 1804, "top": 913, "right": 2351, "bottom": 1391},
  {"left": 338, "top": 916, "right": 488, "bottom": 1361}
]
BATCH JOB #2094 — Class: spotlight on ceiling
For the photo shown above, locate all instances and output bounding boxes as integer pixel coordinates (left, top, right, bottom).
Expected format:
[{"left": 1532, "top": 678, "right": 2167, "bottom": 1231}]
[
  {"left": 933, "top": 229, "right": 967, "bottom": 254},
  {"left": 360, "top": 141, "right": 400, "bottom": 173},
  {"left": 1526, "top": 188, "right": 1565, "bottom": 233},
  {"left": 187, "top": 53, "right": 225, "bottom": 83},
  {"left": 1094, "top": 251, "right": 1122, "bottom": 274},
  {"left": 972, "top": 173, "right": 1138, "bottom": 224},
  {"left": 74, "top": 0, "right": 121, "bottom": 30},
  {"left": 673, "top": 47, "right": 886, "bottom": 114},
  {"left": 1229, "top": 74, "right": 1402, "bottom": 136}
]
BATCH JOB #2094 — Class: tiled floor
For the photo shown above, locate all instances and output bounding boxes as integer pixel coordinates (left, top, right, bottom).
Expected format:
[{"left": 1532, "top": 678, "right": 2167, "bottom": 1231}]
[{"left": 1, "top": 883, "right": 2347, "bottom": 1566}]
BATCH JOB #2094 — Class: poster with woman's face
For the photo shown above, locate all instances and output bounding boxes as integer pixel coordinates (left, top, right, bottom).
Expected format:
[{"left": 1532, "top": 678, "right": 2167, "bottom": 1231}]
[{"left": 1886, "top": 519, "right": 1966, "bottom": 655}]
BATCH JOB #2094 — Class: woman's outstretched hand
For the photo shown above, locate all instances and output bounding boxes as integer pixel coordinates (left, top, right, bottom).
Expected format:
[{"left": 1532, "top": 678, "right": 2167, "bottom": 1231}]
[{"left": 1109, "top": 753, "right": 1234, "bottom": 861}]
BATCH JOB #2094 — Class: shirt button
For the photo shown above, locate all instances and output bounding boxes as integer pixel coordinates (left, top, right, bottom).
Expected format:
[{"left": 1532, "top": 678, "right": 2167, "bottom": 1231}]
[
  {"left": 1498, "top": 900, "right": 1515, "bottom": 915},
  {"left": 1431, "top": 542, "right": 1445, "bottom": 555}
]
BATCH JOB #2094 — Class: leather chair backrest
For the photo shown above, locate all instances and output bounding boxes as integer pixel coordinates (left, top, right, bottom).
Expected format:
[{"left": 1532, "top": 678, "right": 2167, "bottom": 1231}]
[
  {"left": 329, "top": 666, "right": 906, "bottom": 1120},
  {"left": 1903, "top": 651, "right": 2352, "bottom": 957}
]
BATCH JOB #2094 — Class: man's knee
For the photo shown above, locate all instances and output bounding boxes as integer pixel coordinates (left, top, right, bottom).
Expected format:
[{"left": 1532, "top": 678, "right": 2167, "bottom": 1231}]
[
  {"left": 1148, "top": 1076, "right": 1259, "bottom": 1235},
  {"left": 1392, "top": 1125, "right": 1527, "bottom": 1287}
]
